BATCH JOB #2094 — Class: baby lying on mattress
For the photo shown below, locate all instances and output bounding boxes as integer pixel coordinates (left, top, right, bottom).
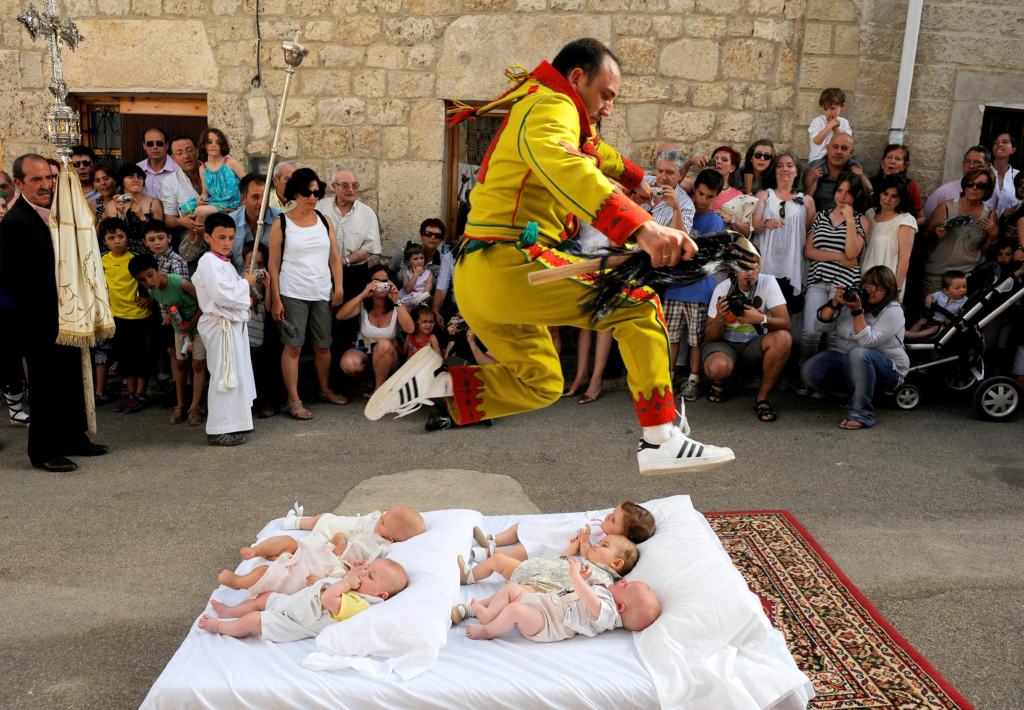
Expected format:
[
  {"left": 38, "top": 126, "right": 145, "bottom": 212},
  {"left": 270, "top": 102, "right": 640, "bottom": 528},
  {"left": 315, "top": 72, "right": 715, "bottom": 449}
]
[
  {"left": 470, "top": 501, "right": 655, "bottom": 562},
  {"left": 217, "top": 506, "right": 424, "bottom": 598},
  {"left": 459, "top": 557, "right": 659, "bottom": 642},
  {"left": 199, "top": 558, "right": 409, "bottom": 642}
]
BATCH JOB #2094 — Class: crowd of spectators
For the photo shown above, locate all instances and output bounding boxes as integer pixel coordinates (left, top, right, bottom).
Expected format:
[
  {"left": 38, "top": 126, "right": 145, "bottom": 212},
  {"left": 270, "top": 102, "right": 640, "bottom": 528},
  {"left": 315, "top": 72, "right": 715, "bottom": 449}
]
[{"left": 0, "top": 86, "right": 1023, "bottom": 462}]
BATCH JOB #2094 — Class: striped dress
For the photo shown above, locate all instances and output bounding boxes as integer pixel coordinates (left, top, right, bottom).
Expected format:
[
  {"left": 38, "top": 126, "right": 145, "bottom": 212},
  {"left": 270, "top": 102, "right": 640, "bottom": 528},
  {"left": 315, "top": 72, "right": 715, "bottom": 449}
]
[{"left": 806, "top": 210, "right": 866, "bottom": 288}]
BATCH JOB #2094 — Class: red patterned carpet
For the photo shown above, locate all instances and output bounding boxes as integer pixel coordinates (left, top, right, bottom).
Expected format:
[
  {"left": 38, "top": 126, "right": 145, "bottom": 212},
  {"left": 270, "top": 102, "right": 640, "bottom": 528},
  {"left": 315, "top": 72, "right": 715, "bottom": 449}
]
[{"left": 705, "top": 511, "right": 974, "bottom": 710}]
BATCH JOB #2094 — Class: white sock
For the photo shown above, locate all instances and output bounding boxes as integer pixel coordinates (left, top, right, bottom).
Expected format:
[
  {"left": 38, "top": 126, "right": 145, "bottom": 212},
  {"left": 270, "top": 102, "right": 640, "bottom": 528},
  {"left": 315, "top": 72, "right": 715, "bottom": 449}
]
[
  {"left": 461, "top": 557, "right": 476, "bottom": 583},
  {"left": 282, "top": 512, "right": 302, "bottom": 530},
  {"left": 427, "top": 372, "right": 453, "bottom": 398},
  {"left": 471, "top": 546, "right": 489, "bottom": 562},
  {"left": 688, "top": 373, "right": 699, "bottom": 383},
  {"left": 643, "top": 423, "right": 673, "bottom": 444}
]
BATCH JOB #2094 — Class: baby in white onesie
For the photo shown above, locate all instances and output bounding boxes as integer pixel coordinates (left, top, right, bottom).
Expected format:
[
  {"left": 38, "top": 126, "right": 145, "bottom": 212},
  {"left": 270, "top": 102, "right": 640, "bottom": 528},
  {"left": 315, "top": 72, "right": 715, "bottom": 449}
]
[
  {"left": 463, "top": 557, "right": 660, "bottom": 642},
  {"left": 470, "top": 501, "right": 656, "bottom": 562},
  {"left": 216, "top": 505, "right": 424, "bottom": 597}
]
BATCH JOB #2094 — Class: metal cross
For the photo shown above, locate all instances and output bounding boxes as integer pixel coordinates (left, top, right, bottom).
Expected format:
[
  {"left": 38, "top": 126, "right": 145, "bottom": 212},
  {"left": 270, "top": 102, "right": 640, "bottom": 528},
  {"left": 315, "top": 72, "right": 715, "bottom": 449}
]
[{"left": 17, "top": 0, "right": 84, "bottom": 106}]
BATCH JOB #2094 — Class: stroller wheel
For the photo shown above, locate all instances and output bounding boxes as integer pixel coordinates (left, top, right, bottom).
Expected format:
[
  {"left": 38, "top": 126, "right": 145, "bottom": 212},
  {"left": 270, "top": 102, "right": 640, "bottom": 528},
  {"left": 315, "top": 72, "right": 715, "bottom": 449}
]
[
  {"left": 973, "top": 376, "right": 1022, "bottom": 422},
  {"left": 944, "top": 367, "right": 977, "bottom": 392},
  {"left": 894, "top": 383, "right": 922, "bottom": 411}
]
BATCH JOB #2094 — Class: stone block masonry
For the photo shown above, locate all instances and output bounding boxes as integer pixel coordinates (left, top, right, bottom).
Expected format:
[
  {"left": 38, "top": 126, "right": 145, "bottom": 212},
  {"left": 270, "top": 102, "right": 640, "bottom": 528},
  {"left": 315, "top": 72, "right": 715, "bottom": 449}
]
[{"left": 1, "top": 0, "right": 1021, "bottom": 247}]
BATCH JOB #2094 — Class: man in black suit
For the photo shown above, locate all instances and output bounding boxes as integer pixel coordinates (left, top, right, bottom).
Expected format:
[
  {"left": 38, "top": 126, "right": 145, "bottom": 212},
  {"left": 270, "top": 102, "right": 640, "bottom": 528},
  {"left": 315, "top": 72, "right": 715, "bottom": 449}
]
[{"left": 0, "top": 154, "right": 108, "bottom": 472}]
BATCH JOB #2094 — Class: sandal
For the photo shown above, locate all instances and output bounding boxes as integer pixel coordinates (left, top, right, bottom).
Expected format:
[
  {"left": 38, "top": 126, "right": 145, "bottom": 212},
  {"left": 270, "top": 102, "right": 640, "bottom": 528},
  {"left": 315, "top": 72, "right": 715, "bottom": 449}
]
[
  {"left": 283, "top": 400, "right": 313, "bottom": 420},
  {"left": 168, "top": 406, "right": 186, "bottom": 425},
  {"left": 706, "top": 382, "right": 725, "bottom": 404},
  {"left": 839, "top": 418, "right": 865, "bottom": 430},
  {"left": 458, "top": 555, "right": 471, "bottom": 585},
  {"left": 451, "top": 603, "right": 475, "bottom": 624},
  {"left": 754, "top": 399, "right": 777, "bottom": 422},
  {"left": 319, "top": 389, "right": 349, "bottom": 405},
  {"left": 188, "top": 408, "right": 203, "bottom": 427}
]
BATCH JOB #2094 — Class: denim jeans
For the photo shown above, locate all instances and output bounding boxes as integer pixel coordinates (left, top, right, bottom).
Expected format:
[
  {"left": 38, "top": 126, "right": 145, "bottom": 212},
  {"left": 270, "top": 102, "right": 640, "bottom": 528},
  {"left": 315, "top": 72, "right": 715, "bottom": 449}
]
[
  {"left": 800, "top": 347, "right": 900, "bottom": 426},
  {"left": 799, "top": 282, "right": 835, "bottom": 364}
]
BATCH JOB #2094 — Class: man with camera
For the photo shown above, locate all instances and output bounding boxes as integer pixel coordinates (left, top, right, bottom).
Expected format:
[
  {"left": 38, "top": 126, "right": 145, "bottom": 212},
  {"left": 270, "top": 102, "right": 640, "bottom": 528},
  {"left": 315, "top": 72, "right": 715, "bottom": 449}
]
[
  {"left": 702, "top": 266, "right": 792, "bottom": 422},
  {"left": 642, "top": 149, "right": 695, "bottom": 233}
]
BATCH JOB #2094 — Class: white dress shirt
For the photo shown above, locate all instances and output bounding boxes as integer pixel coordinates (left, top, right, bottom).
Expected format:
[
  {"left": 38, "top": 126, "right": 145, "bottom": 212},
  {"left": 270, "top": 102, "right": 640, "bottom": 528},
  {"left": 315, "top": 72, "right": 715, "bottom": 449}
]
[{"left": 315, "top": 198, "right": 381, "bottom": 264}]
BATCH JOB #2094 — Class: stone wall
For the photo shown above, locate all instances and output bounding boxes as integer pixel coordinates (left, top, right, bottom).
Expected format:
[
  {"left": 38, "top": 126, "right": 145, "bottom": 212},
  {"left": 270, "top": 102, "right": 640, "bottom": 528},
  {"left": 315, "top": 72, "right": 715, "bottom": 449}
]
[{"left": 1, "top": 0, "right": 1023, "bottom": 248}]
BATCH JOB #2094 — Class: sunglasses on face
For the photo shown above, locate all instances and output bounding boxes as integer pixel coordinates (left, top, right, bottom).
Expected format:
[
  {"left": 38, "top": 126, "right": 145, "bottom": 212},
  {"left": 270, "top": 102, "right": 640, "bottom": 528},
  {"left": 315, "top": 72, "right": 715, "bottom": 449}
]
[
  {"left": 862, "top": 283, "right": 886, "bottom": 292},
  {"left": 72, "top": 160, "right": 92, "bottom": 168},
  {"left": 296, "top": 187, "right": 322, "bottom": 198},
  {"left": 333, "top": 182, "right": 359, "bottom": 190},
  {"left": 964, "top": 180, "right": 990, "bottom": 189},
  {"left": 422, "top": 231, "right": 442, "bottom": 238},
  {"left": 753, "top": 152, "right": 773, "bottom": 161},
  {"left": 145, "top": 141, "right": 165, "bottom": 148}
]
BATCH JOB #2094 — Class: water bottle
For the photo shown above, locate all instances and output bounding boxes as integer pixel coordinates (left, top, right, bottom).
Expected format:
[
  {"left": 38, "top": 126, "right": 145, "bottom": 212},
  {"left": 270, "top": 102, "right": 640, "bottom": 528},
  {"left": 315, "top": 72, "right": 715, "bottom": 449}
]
[{"left": 169, "top": 306, "right": 193, "bottom": 357}]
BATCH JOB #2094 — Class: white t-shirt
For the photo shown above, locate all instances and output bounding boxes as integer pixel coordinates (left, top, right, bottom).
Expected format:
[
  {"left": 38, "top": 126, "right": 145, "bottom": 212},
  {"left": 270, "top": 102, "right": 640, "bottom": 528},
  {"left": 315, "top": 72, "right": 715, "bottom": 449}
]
[
  {"left": 807, "top": 115, "right": 853, "bottom": 163},
  {"left": 708, "top": 274, "right": 786, "bottom": 343}
]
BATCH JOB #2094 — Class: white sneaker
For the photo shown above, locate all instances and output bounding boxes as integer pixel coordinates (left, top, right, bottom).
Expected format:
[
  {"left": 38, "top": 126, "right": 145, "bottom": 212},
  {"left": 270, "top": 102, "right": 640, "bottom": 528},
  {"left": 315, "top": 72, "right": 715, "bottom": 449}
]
[
  {"left": 364, "top": 347, "right": 446, "bottom": 421},
  {"left": 636, "top": 426, "right": 735, "bottom": 475}
]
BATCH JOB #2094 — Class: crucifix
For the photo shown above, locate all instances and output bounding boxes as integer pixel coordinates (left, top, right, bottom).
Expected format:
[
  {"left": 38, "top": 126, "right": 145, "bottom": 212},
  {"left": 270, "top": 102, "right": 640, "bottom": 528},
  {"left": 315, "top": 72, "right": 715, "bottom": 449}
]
[{"left": 17, "top": 0, "right": 84, "bottom": 164}]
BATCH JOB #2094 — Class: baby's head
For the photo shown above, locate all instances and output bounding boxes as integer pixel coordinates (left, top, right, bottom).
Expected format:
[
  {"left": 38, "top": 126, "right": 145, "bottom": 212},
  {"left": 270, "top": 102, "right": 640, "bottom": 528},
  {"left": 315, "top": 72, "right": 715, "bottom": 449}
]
[
  {"left": 375, "top": 506, "right": 425, "bottom": 542},
  {"left": 356, "top": 558, "right": 409, "bottom": 600},
  {"left": 942, "top": 270, "right": 967, "bottom": 300},
  {"left": 995, "top": 241, "right": 1015, "bottom": 266},
  {"left": 818, "top": 87, "right": 846, "bottom": 120},
  {"left": 602, "top": 501, "right": 656, "bottom": 544},
  {"left": 586, "top": 533, "right": 639, "bottom": 575},
  {"left": 609, "top": 578, "right": 661, "bottom": 631},
  {"left": 404, "top": 241, "right": 425, "bottom": 269}
]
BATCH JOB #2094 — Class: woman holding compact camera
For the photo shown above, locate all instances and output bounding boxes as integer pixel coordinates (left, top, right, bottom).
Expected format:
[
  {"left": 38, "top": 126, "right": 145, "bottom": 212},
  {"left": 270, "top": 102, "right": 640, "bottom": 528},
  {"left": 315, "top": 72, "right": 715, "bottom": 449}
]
[
  {"left": 798, "top": 172, "right": 869, "bottom": 394},
  {"left": 801, "top": 265, "right": 909, "bottom": 429},
  {"left": 337, "top": 264, "right": 415, "bottom": 399},
  {"left": 113, "top": 163, "right": 164, "bottom": 253}
]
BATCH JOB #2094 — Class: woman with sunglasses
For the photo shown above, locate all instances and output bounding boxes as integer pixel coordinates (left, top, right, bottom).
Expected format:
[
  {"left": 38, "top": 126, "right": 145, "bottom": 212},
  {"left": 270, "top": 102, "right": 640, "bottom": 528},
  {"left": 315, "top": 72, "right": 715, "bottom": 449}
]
[
  {"left": 801, "top": 265, "right": 908, "bottom": 430},
  {"left": 268, "top": 168, "right": 347, "bottom": 420},
  {"left": 388, "top": 218, "right": 445, "bottom": 289},
  {"left": 751, "top": 152, "right": 816, "bottom": 316},
  {"left": 869, "top": 144, "right": 925, "bottom": 227},
  {"left": 741, "top": 140, "right": 776, "bottom": 196},
  {"left": 922, "top": 166, "right": 999, "bottom": 302}
]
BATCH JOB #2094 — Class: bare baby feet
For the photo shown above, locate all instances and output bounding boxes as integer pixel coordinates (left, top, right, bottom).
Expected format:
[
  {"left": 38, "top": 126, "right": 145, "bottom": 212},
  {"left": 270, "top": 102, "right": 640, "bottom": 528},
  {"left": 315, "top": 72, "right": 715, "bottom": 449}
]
[
  {"left": 470, "top": 599, "right": 493, "bottom": 624},
  {"left": 198, "top": 614, "right": 222, "bottom": 634},
  {"left": 240, "top": 547, "right": 254, "bottom": 560},
  {"left": 210, "top": 600, "right": 229, "bottom": 617},
  {"left": 465, "top": 623, "right": 495, "bottom": 640},
  {"left": 217, "top": 570, "right": 239, "bottom": 589}
]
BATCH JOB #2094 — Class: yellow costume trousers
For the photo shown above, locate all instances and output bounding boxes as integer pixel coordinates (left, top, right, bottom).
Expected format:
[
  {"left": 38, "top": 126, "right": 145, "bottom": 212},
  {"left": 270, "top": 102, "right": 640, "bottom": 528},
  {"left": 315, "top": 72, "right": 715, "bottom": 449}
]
[{"left": 447, "top": 243, "right": 678, "bottom": 427}]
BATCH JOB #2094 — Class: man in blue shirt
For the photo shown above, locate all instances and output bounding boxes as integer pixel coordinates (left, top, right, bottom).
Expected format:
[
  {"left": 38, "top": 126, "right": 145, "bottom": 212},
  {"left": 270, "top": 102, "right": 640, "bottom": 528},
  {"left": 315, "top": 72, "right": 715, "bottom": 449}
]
[{"left": 229, "top": 173, "right": 280, "bottom": 273}]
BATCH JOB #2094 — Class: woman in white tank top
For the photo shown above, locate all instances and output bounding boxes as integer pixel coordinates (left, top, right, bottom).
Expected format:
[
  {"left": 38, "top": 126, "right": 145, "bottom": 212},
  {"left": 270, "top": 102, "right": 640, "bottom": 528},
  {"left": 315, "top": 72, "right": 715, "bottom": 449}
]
[
  {"left": 268, "top": 168, "right": 346, "bottom": 419},
  {"left": 336, "top": 264, "right": 415, "bottom": 397}
]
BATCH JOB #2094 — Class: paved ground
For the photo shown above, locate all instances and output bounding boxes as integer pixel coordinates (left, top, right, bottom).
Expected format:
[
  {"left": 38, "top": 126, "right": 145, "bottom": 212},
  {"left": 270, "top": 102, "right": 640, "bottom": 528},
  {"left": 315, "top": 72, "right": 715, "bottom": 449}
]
[{"left": 1, "top": 381, "right": 1022, "bottom": 709}]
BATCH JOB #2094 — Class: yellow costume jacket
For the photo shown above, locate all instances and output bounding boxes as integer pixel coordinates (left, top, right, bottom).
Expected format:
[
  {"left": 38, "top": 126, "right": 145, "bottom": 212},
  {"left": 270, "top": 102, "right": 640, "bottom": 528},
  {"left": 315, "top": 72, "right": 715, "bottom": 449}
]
[{"left": 449, "top": 61, "right": 653, "bottom": 248}]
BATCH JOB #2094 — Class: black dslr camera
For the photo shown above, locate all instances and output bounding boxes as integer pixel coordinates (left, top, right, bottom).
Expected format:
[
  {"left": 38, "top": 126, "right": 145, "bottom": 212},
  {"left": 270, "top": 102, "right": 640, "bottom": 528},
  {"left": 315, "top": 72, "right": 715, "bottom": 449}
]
[
  {"left": 840, "top": 286, "right": 869, "bottom": 305},
  {"left": 727, "top": 291, "right": 749, "bottom": 318}
]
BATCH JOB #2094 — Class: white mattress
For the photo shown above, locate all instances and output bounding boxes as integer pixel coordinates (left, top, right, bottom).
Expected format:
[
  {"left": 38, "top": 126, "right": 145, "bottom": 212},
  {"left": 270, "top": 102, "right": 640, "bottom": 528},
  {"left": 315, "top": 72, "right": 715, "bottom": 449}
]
[{"left": 141, "top": 512, "right": 813, "bottom": 710}]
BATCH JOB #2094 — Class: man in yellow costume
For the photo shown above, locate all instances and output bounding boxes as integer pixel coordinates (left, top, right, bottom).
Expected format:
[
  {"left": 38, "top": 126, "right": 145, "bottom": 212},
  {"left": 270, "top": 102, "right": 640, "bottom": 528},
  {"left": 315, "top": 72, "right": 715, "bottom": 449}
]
[{"left": 366, "top": 39, "right": 734, "bottom": 474}]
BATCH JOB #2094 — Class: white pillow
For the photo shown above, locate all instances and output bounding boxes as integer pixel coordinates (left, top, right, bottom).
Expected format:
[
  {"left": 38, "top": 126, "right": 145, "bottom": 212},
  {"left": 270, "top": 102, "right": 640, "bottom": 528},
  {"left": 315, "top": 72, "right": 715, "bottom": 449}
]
[
  {"left": 630, "top": 495, "right": 812, "bottom": 710},
  {"left": 302, "top": 508, "right": 481, "bottom": 681}
]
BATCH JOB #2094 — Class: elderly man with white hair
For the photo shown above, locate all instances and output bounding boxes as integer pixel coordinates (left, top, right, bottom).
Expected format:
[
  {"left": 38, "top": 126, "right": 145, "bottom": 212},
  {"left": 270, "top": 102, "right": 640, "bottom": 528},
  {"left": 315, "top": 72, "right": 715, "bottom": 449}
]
[
  {"left": 317, "top": 165, "right": 382, "bottom": 386},
  {"left": 642, "top": 149, "right": 695, "bottom": 234}
]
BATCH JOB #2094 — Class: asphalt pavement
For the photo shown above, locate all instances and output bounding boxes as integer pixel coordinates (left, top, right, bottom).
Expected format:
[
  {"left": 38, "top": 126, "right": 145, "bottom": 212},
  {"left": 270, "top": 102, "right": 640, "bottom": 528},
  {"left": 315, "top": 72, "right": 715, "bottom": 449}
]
[{"left": 1, "top": 381, "right": 1022, "bottom": 709}]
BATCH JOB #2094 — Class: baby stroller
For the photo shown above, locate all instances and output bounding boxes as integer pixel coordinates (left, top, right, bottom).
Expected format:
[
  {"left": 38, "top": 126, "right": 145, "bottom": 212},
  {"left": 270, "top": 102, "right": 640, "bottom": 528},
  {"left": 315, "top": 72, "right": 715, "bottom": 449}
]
[{"left": 895, "top": 262, "right": 1024, "bottom": 421}]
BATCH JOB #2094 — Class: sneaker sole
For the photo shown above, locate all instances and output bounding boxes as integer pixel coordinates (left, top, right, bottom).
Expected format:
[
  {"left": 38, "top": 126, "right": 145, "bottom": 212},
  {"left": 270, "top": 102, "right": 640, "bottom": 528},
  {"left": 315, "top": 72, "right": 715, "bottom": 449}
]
[
  {"left": 638, "top": 449, "right": 736, "bottom": 475},
  {"left": 364, "top": 346, "right": 440, "bottom": 421}
]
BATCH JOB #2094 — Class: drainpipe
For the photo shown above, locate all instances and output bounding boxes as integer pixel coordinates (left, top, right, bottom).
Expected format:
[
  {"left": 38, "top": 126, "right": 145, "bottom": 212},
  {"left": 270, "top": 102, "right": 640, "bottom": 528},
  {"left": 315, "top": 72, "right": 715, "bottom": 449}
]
[{"left": 887, "top": 0, "right": 925, "bottom": 145}]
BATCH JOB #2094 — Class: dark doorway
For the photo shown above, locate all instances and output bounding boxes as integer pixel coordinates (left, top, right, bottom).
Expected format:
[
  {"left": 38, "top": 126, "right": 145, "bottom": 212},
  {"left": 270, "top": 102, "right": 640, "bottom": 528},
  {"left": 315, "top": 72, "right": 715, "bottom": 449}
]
[{"left": 980, "top": 106, "right": 1024, "bottom": 171}]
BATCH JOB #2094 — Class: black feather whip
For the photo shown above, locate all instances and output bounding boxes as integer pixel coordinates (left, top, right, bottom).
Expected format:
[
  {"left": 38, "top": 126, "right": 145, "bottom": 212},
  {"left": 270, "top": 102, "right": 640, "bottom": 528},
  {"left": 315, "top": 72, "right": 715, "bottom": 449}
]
[{"left": 581, "top": 230, "right": 762, "bottom": 323}]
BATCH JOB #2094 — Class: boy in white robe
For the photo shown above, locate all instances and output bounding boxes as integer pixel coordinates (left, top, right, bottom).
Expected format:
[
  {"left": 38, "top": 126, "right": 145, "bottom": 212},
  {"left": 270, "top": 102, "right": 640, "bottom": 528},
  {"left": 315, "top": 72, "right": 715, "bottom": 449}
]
[{"left": 191, "top": 213, "right": 258, "bottom": 446}]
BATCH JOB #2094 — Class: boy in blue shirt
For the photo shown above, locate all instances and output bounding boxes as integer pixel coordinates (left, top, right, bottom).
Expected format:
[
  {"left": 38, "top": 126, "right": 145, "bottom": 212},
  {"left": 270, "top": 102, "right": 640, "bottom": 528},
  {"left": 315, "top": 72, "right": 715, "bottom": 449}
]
[{"left": 663, "top": 169, "right": 725, "bottom": 401}]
